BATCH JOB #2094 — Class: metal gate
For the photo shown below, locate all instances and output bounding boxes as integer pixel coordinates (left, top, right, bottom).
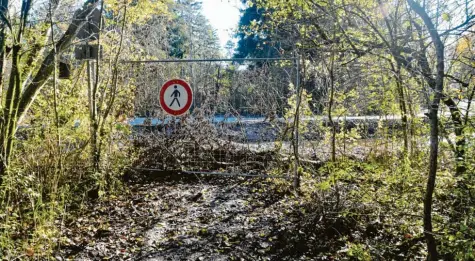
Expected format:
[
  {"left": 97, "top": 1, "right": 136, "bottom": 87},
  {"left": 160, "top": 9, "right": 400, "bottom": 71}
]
[{"left": 122, "top": 57, "right": 300, "bottom": 180}]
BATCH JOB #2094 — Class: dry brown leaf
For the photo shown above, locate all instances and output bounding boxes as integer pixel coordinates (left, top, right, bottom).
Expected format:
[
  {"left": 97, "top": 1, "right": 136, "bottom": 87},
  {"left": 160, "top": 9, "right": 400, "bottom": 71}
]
[{"left": 25, "top": 247, "right": 34, "bottom": 257}]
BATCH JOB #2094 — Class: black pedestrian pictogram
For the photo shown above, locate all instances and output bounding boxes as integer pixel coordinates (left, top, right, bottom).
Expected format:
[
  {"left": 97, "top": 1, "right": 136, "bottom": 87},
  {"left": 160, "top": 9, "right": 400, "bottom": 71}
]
[{"left": 169, "top": 86, "right": 181, "bottom": 107}]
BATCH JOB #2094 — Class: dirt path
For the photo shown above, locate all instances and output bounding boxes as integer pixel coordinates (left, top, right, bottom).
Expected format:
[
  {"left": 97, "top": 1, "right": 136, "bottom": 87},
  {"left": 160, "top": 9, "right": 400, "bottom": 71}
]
[{"left": 56, "top": 176, "right": 306, "bottom": 261}]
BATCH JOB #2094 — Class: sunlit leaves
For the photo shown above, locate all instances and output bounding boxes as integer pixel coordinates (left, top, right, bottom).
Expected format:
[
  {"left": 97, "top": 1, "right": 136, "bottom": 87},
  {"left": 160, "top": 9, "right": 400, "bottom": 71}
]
[
  {"left": 455, "top": 35, "right": 473, "bottom": 54},
  {"left": 105, "top": 0, "right": 170, "bottom": 25}
]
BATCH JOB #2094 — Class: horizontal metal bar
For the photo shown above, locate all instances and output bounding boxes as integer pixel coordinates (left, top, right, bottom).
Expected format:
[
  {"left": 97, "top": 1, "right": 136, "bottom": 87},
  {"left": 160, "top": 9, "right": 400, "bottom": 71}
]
[
  {"left": 120, "top": 57, "right": 298, "bottom": 64},
  {"left": 130, "top": 167, "right": 290, "bottom": 179},
  {"left": 183, "top": 170, "right": 291, "bottom": 179}
]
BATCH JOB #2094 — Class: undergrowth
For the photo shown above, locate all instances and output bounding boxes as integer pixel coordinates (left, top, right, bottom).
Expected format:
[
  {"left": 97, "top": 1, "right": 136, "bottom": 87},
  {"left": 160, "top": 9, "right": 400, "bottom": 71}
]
[{"left": 0, "top": 123, "right": 134, "bottom": 259}]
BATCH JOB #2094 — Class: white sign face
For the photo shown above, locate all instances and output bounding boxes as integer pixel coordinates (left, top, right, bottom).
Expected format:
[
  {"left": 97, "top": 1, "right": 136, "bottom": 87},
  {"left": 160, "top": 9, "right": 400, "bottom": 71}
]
[
  {"left": 163, "top": 84, "right": 189, "bottom": 110},
  {"left": 159, "top": 79, "right": 193, "bottom": 116}
]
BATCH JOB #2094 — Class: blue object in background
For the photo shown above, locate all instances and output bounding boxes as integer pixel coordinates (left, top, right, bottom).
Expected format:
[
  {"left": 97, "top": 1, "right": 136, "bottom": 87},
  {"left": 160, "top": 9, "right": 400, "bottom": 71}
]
[{"left": 129, "top": 115, "right": 267, "bottom": 126}]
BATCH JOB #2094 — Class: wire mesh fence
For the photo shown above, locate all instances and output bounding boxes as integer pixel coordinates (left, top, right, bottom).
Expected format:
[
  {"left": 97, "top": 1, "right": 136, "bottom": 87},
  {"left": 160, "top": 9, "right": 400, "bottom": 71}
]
[{"left": 122, "top": 58, "right": 300, "bottom": 178}]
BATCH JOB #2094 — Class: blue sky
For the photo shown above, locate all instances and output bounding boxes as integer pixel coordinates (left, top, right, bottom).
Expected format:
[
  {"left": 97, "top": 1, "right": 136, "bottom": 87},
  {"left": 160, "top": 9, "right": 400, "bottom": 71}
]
[{"left": 201, "top": 0, "right": 243, "bottom": 49}]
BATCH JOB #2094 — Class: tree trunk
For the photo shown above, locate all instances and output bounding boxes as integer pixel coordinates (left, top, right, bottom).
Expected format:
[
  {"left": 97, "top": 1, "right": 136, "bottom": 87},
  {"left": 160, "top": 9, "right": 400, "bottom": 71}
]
[
  {"left": 1, "top": 45, "right": 22, "bottom": 174},
  {"left": 0, "top": 0, "right": 100, "bottom": 183},
  {"left": 395, "top": 63, "right": 409, "bottom": 153},
  {"left": 410, "top": 21, "right": 466, "bottom": 176},
  {"left": 328, "top": 50, "right": 336, "bottom": 163},
  {"left": 407, "top": 0, "right": 445, "bottom": 259},
  {"left": 87, "top": 60, "right": 99, "bottom": 172},
  {"left": 16, "top": 0, "right": 100, "bottom": 125},
  {"left": 292, "top": 55, "right": 302, "bottom": 190},
  {"left": 380, "top": 0, "right": 409, "bottom": 154}
]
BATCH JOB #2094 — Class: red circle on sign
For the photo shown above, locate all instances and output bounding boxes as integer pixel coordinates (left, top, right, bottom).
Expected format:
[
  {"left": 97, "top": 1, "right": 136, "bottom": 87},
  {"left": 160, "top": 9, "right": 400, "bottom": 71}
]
[{"left": 159, "top": 79, "right": 193, "bottom": 116}]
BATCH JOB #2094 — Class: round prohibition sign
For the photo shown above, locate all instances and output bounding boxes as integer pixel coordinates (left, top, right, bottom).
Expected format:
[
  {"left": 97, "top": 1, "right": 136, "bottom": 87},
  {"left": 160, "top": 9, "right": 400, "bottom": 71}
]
[{"left": 159, "top": 79, "right": 193, "bottom": 116}]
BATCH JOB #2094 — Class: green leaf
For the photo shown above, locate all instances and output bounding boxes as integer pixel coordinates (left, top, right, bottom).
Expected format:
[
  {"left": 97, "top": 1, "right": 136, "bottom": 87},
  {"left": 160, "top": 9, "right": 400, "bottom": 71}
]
[{"left": 442, "top": 13, "right": 450, "bottom": 22}]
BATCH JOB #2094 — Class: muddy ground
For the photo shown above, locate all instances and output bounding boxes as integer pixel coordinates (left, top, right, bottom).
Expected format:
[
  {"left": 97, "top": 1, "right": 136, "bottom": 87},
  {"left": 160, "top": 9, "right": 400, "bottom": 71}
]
[{"left": 55, "top": 173, "right": 363, "bottom": 261}]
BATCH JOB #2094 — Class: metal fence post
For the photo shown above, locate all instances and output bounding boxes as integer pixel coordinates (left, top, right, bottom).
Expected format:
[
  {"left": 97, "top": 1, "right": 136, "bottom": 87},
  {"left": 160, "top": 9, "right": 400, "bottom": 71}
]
[{"left": 293, "top": 54, "right": 301, "bottom": 190}]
